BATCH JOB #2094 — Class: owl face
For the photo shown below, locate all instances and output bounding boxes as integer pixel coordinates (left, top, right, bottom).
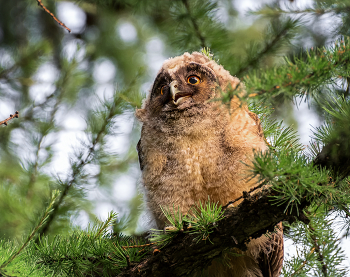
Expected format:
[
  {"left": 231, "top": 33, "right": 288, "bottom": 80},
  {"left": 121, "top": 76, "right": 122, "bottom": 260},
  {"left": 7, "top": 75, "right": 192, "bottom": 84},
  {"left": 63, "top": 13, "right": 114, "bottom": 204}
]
[
  {"left": 148, "top": 62, "right": 218, "bottom": 115},
  {"left": 137, "top": 52, "right": 241, "bottom": 121}
]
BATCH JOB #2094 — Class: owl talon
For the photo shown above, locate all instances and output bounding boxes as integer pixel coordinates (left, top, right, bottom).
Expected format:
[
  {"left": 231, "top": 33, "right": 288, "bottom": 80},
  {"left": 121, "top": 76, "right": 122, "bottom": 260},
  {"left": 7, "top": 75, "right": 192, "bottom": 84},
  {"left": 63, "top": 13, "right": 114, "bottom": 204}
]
[
  {"left": 164, "top": 226, "right": 178, "bottom": 233},
  {"left": 183, "top": 221, "right": 192, "bottom": 231}
]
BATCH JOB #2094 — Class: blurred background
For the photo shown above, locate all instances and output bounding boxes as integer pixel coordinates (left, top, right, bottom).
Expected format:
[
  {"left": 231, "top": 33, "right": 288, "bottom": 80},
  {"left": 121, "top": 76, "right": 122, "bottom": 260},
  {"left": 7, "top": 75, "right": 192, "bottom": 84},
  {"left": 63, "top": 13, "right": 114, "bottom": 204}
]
[{"left": 1, "top": 0, "right": 349, "bottom": 270}]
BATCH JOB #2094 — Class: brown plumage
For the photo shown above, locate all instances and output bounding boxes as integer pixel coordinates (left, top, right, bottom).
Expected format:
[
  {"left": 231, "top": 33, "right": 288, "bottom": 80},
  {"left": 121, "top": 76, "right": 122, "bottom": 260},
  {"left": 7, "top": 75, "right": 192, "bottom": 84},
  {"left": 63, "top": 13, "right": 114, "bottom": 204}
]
[{"left": 136, "top": 52, "right": 283, "bottom": 277}]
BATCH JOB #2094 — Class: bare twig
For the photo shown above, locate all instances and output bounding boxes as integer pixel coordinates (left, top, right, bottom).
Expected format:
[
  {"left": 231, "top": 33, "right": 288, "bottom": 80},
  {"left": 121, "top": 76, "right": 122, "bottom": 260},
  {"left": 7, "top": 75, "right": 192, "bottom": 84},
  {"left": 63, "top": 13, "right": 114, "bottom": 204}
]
[
  {"left": 0, "top": 111, "right": 19, "bottom": 126},
  {"left": 37, "top": 0, "right": 71, "bottom": 33}
]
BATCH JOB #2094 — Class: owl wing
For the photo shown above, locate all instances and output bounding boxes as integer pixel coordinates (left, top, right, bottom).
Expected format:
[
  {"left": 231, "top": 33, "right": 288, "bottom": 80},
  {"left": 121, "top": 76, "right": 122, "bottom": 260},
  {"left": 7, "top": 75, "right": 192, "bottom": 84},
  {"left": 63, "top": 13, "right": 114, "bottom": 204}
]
[
  {"left": 256, "top": 222, "right": 284, "bottom": 277},
  {"left": 137, "top": 138, "right": 145, "bottom": 171}
]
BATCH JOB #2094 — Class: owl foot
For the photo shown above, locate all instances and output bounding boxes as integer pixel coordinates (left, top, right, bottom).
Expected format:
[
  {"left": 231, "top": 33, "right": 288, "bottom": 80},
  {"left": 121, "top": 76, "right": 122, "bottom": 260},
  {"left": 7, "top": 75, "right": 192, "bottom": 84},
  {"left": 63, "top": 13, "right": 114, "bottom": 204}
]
[
  {"left": 163, "top": 223, "right": 192, "bottom": 233},
  {"left": 226, "top": 203, "right": 236, "bottom": 209},
  {"left": 163, "top": 226, "right": 178, "bottom": 233}
]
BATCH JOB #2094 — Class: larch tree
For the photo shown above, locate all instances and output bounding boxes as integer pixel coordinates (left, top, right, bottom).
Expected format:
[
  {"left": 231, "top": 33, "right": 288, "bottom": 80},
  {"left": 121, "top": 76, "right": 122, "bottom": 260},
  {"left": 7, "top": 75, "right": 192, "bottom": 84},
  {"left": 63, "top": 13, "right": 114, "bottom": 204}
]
[{"left": 0, "top": 0, "right": 350, "bottom": 276}]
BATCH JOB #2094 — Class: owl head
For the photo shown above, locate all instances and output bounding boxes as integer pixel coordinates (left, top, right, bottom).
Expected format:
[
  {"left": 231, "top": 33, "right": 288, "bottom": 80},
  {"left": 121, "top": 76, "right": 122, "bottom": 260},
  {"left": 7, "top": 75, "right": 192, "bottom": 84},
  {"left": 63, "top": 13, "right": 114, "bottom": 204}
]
[{"left": 136, "top": 52, "right": 242, "bottom": 122}]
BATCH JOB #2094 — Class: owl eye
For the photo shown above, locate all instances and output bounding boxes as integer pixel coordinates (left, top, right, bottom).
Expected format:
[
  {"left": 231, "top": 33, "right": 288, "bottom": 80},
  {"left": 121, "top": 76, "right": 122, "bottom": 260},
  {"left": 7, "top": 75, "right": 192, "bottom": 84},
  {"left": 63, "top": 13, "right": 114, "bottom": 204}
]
[
  {"left": 160, "top": 85, "right": 166, "bottom": 95},
  {"left": 187, "top": 75, "right": 200, "bottom": 85}
]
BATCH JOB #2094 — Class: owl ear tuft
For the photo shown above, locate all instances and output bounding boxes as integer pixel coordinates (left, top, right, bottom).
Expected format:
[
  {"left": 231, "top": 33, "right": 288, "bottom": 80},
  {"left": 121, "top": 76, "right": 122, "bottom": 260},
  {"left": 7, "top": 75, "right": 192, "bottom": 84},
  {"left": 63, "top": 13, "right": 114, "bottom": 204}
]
[{"left": 135, "top": 108, "right": 147, "bottom": 122}]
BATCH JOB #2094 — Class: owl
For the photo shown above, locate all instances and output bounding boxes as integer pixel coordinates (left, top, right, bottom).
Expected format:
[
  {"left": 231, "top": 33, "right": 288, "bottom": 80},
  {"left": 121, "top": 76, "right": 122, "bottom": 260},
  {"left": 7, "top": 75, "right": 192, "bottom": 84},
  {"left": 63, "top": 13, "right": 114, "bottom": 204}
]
[{"left": 136, "top": 52, "right": 283, "bottom": 277}]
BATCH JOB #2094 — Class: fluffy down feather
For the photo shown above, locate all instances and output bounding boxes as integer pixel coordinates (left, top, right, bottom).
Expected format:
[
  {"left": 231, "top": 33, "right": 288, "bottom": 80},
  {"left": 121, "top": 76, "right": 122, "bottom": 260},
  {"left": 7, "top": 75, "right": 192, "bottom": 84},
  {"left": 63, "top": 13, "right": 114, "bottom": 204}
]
[{"left": 136, "top": 52, "right": 283, "bottom": 277}]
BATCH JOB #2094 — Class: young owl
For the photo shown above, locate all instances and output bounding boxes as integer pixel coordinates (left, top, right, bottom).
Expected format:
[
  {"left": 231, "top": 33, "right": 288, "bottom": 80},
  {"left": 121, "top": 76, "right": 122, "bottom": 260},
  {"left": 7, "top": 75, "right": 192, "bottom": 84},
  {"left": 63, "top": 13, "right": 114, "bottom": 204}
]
[{"left": 136, "top": 52, "right": 283, "bottom": 277}]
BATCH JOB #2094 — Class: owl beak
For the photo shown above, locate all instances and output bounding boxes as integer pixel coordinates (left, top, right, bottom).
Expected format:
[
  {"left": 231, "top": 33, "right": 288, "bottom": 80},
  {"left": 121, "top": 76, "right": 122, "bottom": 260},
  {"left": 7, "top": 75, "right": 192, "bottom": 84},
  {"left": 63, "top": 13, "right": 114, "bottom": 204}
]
[
  {"left": 170, "top": 81, "right": 191, "bottom": 105},
  {"left": 170, "top": 81, "right": 180, "bottom": 105}
]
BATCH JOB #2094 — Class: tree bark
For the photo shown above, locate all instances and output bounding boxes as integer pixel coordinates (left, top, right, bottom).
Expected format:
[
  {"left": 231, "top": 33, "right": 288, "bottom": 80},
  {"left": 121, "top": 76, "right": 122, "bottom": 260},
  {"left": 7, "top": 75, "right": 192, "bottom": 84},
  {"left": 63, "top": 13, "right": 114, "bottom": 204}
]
[
  {"left": 117, "top": 137, "right": 349, "bottom": 277},
  {"left": 117, "top": 189, "right": 308, "bottom": 277}
]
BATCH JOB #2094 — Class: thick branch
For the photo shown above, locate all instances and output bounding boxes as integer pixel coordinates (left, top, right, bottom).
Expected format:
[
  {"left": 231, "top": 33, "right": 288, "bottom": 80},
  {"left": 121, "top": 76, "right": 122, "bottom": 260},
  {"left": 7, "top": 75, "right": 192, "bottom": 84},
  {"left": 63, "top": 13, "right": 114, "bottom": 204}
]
[
  {"left": 117, "top": 189, "right": 309, "bottom": 277},
  {"left": 114, "top": 100, "right": 350, "bottom": 276}
]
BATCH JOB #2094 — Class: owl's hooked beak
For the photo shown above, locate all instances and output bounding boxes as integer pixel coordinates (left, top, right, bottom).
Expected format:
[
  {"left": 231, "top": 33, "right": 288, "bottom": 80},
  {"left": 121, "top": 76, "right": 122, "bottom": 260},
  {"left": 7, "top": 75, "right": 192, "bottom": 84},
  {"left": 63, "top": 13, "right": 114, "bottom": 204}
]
[{"left": 170, "top": 81, "right": 192, "bottom": 105}]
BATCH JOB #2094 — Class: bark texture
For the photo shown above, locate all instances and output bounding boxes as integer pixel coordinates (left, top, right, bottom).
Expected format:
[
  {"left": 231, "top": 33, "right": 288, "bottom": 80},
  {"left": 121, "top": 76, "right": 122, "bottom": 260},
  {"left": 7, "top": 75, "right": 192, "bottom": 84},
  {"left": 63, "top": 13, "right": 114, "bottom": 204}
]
[{"left": 117, "top": 189, "right": 308, "bottom": 277}]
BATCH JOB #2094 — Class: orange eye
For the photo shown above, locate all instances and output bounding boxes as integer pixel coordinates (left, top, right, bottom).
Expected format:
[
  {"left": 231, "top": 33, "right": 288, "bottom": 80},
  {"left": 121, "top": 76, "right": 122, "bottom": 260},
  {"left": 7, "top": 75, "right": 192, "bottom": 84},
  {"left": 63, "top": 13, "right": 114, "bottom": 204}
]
[
  {"left": 160, "top": 85, "right": 166, "bottom": 95},
  {"left": 187, "top": 75, "right": 200, "bottom": 85}
]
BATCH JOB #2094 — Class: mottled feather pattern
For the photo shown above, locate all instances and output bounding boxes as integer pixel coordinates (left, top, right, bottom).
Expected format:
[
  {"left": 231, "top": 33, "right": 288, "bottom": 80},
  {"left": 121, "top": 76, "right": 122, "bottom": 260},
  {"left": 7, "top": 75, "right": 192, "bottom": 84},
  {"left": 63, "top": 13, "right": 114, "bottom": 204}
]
[
  {"left": 256, "top": 222, "right": 284, "bottom": 277},
  {"left": 136, "top": 52, "right": 283, "bottom": 276}
]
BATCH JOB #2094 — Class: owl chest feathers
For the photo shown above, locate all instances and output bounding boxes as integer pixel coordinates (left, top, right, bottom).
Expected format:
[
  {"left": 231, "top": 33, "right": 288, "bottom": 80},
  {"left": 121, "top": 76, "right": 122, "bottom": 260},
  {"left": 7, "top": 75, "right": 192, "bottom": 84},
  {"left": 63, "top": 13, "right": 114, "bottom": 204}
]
[{"left": 139, "top": 108, "right": 260, "bottom": 207}]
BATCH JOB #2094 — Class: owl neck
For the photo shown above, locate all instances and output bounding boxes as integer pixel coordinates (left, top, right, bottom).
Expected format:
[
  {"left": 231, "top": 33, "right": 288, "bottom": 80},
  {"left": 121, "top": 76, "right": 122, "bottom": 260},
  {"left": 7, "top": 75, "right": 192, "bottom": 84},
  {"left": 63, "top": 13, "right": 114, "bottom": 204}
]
[{"left": 146, "top": 104, "right": 228, "bottom": 137}]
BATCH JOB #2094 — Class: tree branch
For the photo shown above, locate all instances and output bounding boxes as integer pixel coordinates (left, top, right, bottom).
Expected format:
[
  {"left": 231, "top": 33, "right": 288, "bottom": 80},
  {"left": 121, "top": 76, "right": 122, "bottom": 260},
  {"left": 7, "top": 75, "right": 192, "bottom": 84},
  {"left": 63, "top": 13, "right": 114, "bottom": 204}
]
[
  {"left": 115, "top": 132, "right": 350, "bottom": 276},
  {"left": 0, "top": 191, "right": 58, "bottom": 271},
  {"left": 314, "top": 133, "right": 350, "bottom": 179},
  {"left": 116, "top": 189, "right": 309, "bottom": 277},
  {"left": 290, "top": 247, "right": 315, "bottom": 277},
  {"left": 252, "top": 6, "right": 350, "bottom": 17},
  {"left": 38, "top": 125, "right": 104, "bottom": 236},
  {"left": 309, "top": 224, "right": 328, "bottom": 277},
  {"left": 234, "top": 19, "right": 296, "bottom": 77},
  {"left": 38, "top": 96, "right": 123, "bottom": 236},
  {"left": 181, "top": 0, "right": 206, "bottom": 48},
  {"left": 0, "top": 111, "right": 19, "bottom": 126},
  {"left": 36, "top": 0, "right": 71, "bottom": 33},
  {"left": 26, "top": 93, "right": 64, "bottom": 199},
  {"left": 244, "top": 41, "right": 350, "bottom": 100}
]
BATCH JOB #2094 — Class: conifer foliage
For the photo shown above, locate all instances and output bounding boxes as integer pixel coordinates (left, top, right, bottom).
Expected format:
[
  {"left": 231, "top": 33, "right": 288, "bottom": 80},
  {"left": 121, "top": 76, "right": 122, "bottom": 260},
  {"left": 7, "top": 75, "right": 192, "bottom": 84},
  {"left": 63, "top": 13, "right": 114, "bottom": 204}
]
[{"left": 0, "top": 0, "right": 350, "bottom": 276}]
